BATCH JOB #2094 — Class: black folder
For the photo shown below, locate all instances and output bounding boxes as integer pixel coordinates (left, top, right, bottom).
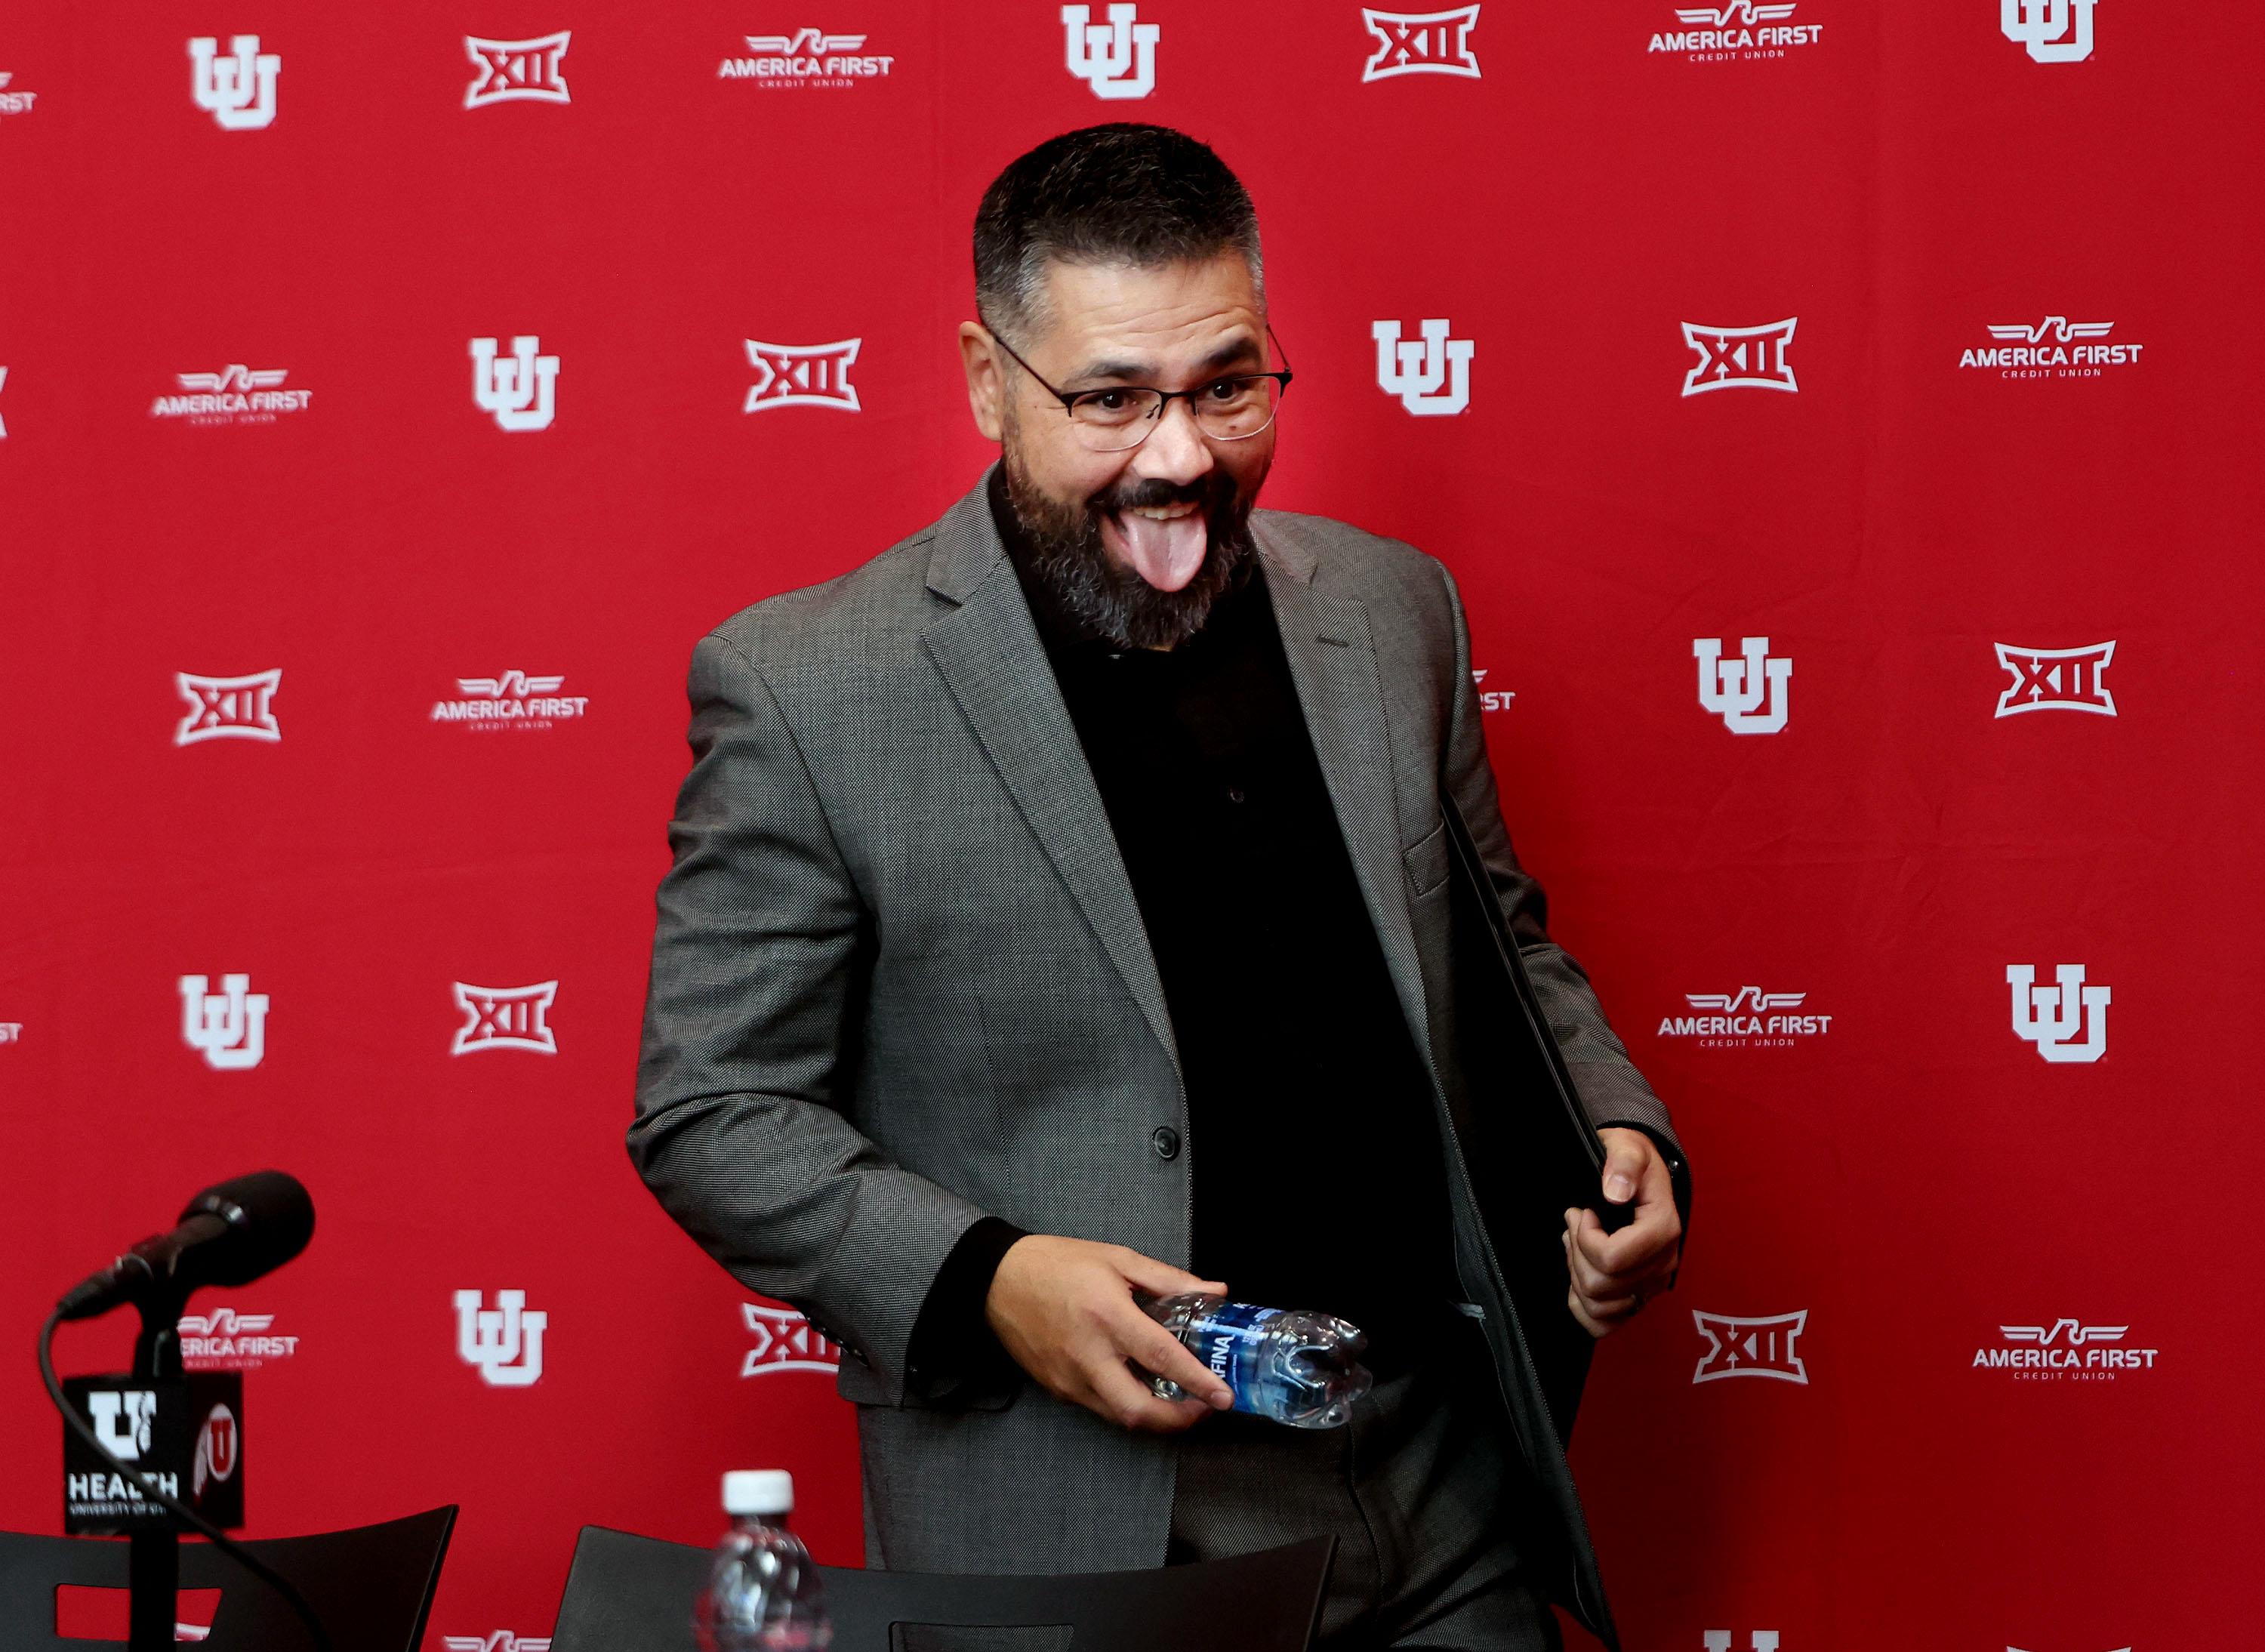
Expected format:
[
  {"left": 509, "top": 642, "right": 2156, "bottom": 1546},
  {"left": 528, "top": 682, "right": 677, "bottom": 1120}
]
[{"left": 1437, "top": 789, "right": 1630, "bottom": 1437}]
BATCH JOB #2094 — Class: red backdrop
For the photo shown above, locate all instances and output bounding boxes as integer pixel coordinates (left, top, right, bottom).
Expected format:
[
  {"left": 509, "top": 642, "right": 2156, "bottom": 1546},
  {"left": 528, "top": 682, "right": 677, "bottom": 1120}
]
[{"left": 3, "top": 3, "right": 2257, "bottom": 1649}]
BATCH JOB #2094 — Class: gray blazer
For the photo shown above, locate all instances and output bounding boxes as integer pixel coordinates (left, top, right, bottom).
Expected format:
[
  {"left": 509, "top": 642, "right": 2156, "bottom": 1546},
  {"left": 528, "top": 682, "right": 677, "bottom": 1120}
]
[{"left": 630, "top": 476, "right": 1677, "bottom": 1646}]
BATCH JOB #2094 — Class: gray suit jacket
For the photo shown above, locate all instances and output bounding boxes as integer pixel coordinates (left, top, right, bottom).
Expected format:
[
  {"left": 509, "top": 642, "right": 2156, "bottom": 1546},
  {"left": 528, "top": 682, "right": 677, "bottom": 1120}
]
[{"left": 630, "top": 475, "right": 1677, "bottom": 1645}]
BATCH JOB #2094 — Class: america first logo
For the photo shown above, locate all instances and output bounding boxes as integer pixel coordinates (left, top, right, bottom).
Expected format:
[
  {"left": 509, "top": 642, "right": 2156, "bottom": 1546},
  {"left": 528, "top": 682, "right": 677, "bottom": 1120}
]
[
  {"left": 721, "top": 29, "right": 895, "bottom": 84},
  {"left": 1961, "top": 316, "right": 2141, "bottom": 379},
  {"left": 432, "top": 671, "right": 588, "bottom": 729},
  {"left": 180, "top": 1307, "right": 299, "bottom": 1369},
  {"left": 0, "top": 71, "right": 41, "bottom": 119},
  {"left": 1659, "top": 988, "right": 1829, "bottom": 1046},
  {"left": 153, "top": 365, "right": 310, "bottom": 424},
  {"left": 1650, "top": 2, "right": 1820, "bottom": 60},
  {"left": 1977, "top": 1317, "right": 2156, "bottom": 1379}
]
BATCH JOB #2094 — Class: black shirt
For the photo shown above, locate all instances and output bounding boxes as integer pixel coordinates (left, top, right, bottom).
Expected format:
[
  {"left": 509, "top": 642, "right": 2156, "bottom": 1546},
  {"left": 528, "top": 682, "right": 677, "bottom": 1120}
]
[{"left": 906, "top": 475, "right": 1460, "bottom": 1386}]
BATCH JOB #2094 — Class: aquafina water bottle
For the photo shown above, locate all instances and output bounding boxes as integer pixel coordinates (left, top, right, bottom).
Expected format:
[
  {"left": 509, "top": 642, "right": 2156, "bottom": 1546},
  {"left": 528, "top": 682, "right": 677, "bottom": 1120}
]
[
  {"left": 693, "top": 1471, "right": 832, "bottom": 1652},
  {"left": 1141, "top": 1294, "right": 1374, "bottom": 1429}
]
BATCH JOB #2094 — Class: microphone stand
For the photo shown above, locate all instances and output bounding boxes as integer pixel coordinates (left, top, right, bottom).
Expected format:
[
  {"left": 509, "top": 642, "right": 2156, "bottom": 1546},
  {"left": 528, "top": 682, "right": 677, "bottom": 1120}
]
[{"left": 128, "top": 1287, "right": 189, "bottom": 1652}]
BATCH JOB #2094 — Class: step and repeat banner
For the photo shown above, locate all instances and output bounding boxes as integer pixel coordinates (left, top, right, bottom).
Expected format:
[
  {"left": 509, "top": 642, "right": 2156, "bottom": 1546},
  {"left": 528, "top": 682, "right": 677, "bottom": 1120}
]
[{"left": 2, "top": 2, "right": 2257, "bottom": 1648}]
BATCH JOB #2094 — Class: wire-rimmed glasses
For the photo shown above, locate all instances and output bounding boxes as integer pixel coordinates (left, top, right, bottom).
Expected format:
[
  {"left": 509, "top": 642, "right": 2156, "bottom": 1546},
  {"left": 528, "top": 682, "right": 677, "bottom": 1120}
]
[{"left": 991, "top": 327, "right": 1293, "bottom": 453}]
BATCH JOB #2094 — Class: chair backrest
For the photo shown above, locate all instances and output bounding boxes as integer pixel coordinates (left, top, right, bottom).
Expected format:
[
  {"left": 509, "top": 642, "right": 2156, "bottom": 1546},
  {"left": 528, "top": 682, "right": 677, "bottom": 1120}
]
[
  {"left": 550, "top": 1526, "right": 1333, "bottom": 1652},
  {"left": 0, "top": 1508, "right": 456, "bottom": 1652}
]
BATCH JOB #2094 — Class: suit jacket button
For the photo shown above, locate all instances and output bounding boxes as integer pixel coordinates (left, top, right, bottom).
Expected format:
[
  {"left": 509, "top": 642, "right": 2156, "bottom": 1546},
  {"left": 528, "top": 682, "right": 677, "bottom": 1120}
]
[{"left": 1151, "top": 1126, "right": 1181, "bottom": 1161}]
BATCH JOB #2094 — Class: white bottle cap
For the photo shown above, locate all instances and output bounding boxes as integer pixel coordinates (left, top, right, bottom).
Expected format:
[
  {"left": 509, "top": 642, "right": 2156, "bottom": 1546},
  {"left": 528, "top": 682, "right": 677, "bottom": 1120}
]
[{"left": 722, "top": 1470, "right": 794, "bottom": 1515}]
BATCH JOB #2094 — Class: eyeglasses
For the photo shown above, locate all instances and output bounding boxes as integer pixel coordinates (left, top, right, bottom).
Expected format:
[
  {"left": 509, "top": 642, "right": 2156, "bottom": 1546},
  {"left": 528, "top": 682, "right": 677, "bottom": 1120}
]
[{"left": 990, "top": 326, "right": 1294, "bottom": 453}]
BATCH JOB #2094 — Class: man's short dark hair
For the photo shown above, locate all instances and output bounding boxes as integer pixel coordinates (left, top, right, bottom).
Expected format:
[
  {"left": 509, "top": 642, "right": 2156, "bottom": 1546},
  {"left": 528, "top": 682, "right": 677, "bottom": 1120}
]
[{"left": 973, "top": 124, "right": 1262, "bottom": 348}]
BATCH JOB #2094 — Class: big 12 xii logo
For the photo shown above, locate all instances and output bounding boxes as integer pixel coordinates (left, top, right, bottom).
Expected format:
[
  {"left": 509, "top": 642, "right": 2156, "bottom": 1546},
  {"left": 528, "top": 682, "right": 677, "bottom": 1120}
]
[{"left": 1361, "top": 8, "right": 1483, "bottom": 81}]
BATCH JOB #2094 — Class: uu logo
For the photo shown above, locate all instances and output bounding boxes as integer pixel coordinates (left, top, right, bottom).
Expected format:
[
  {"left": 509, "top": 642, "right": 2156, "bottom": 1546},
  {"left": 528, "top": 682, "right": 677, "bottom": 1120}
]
[
  {"left": 455, "top": 1290, "right": 547, "bottom": 1387},
  {"left": 1693, "top": 637, "right": 1792, "bottom": 735},
  {"left": 190, "top": 36, "right": 279, "bottom": 130},
  {"left": 470, "top": 336, "right": 559, "bottom": 433},
  {"left": 180, "top": 975, "right": 270, "bottom": 1071},
  {"left": 1062, "top": 5, "right": 1157, "bottom": 99},
  {"left": 2007, "top": 964, "right": 2109, "bottom": 1063},
  {"left": 1372, "top": 319, "right": 1474, "bottom": 416},
  {"left": 2001, "top": 0, "right": 2094, "bottom": 63}
]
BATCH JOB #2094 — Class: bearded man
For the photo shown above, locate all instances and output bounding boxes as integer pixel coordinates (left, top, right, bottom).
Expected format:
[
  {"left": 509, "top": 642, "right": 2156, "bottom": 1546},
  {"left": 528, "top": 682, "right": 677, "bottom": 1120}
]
[{"left": 631, "top": 124, "right": 1689, "bottom": 1652}]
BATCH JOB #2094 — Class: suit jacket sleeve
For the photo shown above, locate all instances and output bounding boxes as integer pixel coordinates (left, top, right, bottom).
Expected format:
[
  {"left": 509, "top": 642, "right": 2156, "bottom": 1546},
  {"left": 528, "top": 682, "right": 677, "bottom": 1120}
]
[
  {"left": 628, "top": 630, "right": 996, "bottom": 1406},
  {"left": 1432, "top": 561, "right": 1685, "bottom": 1161}
]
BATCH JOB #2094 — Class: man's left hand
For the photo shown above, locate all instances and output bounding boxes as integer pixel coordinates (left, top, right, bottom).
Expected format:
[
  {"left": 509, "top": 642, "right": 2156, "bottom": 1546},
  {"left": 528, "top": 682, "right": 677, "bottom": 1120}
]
[{"left": 1562, "top": 1127, "right": 1683, "bottom": 1338}]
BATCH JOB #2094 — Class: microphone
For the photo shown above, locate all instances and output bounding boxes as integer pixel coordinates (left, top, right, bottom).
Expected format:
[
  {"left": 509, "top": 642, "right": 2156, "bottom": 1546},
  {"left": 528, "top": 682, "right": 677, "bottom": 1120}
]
[{"left": 57, "top": 1170, "right": 315, "bottom": 1321}]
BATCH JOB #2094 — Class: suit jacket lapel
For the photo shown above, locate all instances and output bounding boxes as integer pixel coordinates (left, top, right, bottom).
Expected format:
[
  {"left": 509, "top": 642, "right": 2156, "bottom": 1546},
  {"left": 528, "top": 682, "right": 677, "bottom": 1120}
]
[
  {"left": 921, "top": 481, "right": 1182, "bottom": 1080},
  {"left": 1259, "top": 519, "right": 1435, "bottom": 1062}
]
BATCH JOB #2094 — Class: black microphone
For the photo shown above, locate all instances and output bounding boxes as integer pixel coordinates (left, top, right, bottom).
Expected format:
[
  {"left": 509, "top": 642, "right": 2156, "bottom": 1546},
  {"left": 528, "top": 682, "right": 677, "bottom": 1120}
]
[{"left": 57, "top": 1170, "right": 315, "bottom": 1321}]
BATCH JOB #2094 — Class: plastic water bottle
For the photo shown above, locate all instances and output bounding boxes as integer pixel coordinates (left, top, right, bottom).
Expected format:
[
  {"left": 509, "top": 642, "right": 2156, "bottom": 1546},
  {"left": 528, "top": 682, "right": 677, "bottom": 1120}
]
[
  {"left": 1141, "top": 1294, "right": 1374, "bottom": 1429},
  {"left": 693, "top": 1471, "right": 833, "bottom": 1652}
]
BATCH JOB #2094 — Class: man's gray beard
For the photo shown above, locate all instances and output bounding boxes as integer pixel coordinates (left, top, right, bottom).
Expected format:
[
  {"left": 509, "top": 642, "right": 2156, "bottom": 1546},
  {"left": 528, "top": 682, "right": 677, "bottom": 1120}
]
[{"left": 1000, "top": 452, "right": 1259, "bottom": 652}]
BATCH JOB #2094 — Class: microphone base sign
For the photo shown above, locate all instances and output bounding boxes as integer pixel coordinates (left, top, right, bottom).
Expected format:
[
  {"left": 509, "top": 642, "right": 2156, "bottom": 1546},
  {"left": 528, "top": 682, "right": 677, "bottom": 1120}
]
[{"left": 62, "top": 1373, "right": 243, "bottom": 1534}]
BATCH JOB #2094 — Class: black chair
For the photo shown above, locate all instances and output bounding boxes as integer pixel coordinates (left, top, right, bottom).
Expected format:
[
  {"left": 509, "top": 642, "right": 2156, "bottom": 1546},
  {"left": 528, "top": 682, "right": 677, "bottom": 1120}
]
[
  {"left": 550, "top": 1525, "right": 1333, "bottom": 1652},
  {"left": 0, "top": 1508, "right": 456, "bottom": 1652}
]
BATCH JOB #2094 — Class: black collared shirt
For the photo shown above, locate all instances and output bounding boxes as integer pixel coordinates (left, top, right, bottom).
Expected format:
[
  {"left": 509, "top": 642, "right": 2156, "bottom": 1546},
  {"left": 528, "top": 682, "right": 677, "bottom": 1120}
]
[{"left": 906, "top": 474, "right": 1459, "bottom": 1387}]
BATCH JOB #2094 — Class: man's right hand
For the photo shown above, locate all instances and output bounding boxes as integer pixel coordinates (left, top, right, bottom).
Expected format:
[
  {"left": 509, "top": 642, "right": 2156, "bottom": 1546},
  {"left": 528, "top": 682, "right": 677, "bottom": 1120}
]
[{"left": 985, "top": 1234, "right": 1235, "bottom": 1432}]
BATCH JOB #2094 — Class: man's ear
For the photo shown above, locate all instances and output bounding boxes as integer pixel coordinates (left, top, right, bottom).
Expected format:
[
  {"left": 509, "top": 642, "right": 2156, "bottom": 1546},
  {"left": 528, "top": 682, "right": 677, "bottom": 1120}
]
[{"left": 959, "top": 322, "right": 1006, "bottom": 444}]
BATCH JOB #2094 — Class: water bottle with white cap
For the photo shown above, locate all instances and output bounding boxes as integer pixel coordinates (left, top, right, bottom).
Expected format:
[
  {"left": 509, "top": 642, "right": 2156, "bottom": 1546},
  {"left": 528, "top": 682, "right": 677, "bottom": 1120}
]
[{"left": 693, "top": 1470, "right": 833, "bottom": 1652}]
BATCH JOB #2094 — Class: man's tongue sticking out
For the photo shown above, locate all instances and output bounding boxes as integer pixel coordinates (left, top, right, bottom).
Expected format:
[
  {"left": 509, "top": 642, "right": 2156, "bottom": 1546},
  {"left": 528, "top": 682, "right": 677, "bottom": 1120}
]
[{"left": 1104, "top": 501, "right": 1209, "bottom": 593}]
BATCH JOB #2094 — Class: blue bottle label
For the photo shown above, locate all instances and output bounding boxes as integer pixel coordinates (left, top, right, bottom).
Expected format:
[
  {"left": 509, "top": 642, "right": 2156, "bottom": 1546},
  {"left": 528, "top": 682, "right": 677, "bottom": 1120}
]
[{"left": 1185, "top": 1302, "right": 1282, "bottom": 1416}]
